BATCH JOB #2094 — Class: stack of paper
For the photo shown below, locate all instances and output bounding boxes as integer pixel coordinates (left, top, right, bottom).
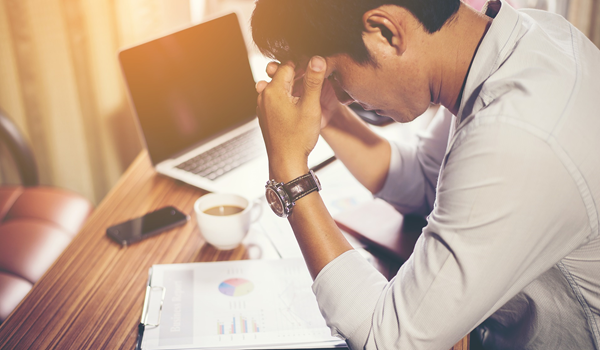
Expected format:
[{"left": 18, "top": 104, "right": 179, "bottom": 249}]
[{"left": 141, "top": 258, "right": 347, "bottom": 350}]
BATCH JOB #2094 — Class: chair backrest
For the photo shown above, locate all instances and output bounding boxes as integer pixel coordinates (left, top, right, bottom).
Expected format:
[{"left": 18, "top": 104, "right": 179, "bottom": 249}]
[{"left": 0, "top": 109, "right": 38, "bottom": 186}]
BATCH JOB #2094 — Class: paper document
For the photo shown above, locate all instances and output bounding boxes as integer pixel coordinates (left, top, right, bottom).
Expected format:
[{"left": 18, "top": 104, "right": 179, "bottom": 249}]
[{"left": 141, "top": 259, "right": 347, "bottom": 349}]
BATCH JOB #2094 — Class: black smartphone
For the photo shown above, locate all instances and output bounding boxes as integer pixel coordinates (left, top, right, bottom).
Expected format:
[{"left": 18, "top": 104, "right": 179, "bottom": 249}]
[
  {"left": 349, "top": 103, "right": 394, "bottom": 126},
  {"left": 106, "top": 206, "right": 189, "bottom": 246}
]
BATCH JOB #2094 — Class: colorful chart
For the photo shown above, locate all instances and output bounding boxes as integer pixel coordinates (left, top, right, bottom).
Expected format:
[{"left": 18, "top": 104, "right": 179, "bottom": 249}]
[
  {"left": 219, "top": 278, "right": 254, "bottom": 297},
  {"left": 241, "top": 316, "right": 260, "bottom": 333},
  {"left": 216, "top": 315, "right": 260, "bottom": 334}
]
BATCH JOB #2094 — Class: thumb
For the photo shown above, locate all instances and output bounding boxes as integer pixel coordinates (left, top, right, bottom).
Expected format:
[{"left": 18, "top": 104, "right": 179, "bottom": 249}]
[{"left": 300, "top": 56, "right": 327, "bottom": 105}]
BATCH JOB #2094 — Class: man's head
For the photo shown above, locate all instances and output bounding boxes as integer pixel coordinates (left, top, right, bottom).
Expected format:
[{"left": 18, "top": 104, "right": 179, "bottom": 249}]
[
  {"left": 251, "top": 0, "right": 460, "bottom": 65},
  {"left": 252, "top": 0, "right": 466, "bottom": 122}
]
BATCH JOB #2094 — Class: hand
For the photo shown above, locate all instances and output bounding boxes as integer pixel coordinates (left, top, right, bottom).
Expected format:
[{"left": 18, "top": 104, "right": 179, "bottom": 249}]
[
  {"left": 264, "top": 60, "right": 343, "bottom": 129},
  {"left": 319, "top": 79, "right": 344, "bottom": 129},
  {"left": 256, "top": 56, "right": 328, "bottom": 181}
]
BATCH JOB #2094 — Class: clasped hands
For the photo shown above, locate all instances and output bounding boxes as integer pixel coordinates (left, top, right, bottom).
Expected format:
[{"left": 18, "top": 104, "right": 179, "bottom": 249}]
[{"left": 255, "top": 56, "right": 337, "bottom": 183}]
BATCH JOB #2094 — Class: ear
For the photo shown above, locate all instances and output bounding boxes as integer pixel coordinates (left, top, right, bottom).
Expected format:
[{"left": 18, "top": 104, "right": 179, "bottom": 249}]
[{"left": 362, "top": 8, "right": 406, "bottom": 56}]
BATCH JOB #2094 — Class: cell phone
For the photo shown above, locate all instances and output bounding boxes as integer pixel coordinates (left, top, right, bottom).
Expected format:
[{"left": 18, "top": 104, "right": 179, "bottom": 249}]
[
  {"left": 106, "top": 206, "right": 189, "bottom": 246},
  {"left": 349, "top": 103, "right": 394, "bottom": 126}
]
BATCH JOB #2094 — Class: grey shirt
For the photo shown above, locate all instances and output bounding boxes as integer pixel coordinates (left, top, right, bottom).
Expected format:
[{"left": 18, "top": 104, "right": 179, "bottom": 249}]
[{"left": 312, "top": 1, "right": 600, "bottom": 349}]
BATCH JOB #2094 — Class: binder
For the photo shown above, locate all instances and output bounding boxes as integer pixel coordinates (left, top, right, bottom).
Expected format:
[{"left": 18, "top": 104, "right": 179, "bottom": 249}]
[{"left": 135, "top": 258, "right": 348, "bottom": 350}]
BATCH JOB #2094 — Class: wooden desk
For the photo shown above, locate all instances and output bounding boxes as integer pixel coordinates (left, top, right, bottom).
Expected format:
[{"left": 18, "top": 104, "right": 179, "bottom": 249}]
[{"left": 0, "top": 151, "right": 469, "bottom": 349}]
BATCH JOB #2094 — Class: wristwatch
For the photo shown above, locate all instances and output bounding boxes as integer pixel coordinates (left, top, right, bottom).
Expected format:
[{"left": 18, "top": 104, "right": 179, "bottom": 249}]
[{"left": 265, "top": 170, "right": 322, "bottom": 218}]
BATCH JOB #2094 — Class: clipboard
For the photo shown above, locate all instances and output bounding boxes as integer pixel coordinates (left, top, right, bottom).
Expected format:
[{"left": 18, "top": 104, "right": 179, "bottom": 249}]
[
  {"left": 134, "top": 259, "right": 348, "bottom": 350},
  {"left": 135, "top": 268, "right": 166, "bottom": 350}
]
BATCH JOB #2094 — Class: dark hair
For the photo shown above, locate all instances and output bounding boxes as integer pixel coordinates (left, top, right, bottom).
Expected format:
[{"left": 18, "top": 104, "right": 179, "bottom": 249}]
[{"left": 251, "top": 0, "right": 460, "bottom": 64}]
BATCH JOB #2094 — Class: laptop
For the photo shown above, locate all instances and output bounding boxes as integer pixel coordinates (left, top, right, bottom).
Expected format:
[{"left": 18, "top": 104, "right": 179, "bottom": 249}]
[{"left": 119, "top": 13, "right": 334, "bottom": 199}]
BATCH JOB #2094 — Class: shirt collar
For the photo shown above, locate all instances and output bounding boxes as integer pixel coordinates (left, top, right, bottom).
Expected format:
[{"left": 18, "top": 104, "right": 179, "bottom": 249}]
[{"left": 456, "top": 0, "right": 523, "bottom": 121}]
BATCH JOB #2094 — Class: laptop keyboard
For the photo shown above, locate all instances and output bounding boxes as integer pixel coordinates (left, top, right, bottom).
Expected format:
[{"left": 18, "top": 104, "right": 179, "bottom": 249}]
[{"left": 175, "top": 128, "right": 265, "bottom": 181}]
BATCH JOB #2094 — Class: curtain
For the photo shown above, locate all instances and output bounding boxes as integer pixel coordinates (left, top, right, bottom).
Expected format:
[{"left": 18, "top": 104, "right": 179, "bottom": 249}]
[
  {"left": 466, "top": 0, "right": 599, "bottom": 47},
  {"left": 569, "top": 0, "right": 600, "bottom": 47},
  {"left": 0, "top": 0, "right": 192, "bottom": 204}
]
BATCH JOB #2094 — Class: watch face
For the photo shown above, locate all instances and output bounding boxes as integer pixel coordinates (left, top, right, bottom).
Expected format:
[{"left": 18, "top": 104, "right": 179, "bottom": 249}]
[{"left": 265, "top": 187, "right": 285, "bottom": 217}]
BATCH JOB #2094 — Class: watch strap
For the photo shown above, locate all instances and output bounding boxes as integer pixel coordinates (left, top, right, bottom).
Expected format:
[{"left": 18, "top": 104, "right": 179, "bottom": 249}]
[{"left": 283, "top": 170, "right": 320, "bottom": 203}]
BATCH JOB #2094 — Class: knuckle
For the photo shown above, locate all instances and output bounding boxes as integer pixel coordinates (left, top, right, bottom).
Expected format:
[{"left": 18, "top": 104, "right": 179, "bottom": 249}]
[
  {"left": 267, "top": 61, "right": 279, "bottom": 72},
  {"left": 305, "top": 76, "right": 322, "bottom": 90},
  {"left": 280, "top": 64, "right": 295, "bottom": 77},
  {"left": 262, "top": 86, "right": 274, "bottom": 99},
  {"left": 263, "top": 85, "right": 282, "bottom": 101}
]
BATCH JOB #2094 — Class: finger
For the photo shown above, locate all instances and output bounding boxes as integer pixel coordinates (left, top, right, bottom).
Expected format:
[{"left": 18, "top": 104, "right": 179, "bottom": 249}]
[
  {"left": 270, "top": 61, "right": 296, "bottom": 94},
  {"left": 291, "top": 76, "right": 304, "bottom": 97},
  {"left": 291, "top": 67, "right": 306, "bottom": 97},
  {"left": 300, "top": 56, "right": 327, "bottom": 105},
  {"left": 256, "top": 80, "right": 268, "bottom": 94},
  {"left": 294, "top": 66, "right": 306, "bottom": 82},
  {"left": 266, "top": 61, "right": 279, "bottom": 78}
]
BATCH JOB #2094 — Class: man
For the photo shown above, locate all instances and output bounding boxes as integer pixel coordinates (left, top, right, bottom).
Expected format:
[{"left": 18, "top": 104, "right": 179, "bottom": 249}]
[{"left": 252, "top": 0, "right": 600, "bottom": 348}]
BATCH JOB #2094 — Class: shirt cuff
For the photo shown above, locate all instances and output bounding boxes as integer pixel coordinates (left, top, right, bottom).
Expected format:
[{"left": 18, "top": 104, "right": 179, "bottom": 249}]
[{"left": 312, "top": 250, "right": 387, "bottom": 347}]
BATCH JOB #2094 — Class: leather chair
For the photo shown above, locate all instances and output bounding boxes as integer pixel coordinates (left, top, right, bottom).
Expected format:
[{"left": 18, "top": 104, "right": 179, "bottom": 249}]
[{"left": 0, "top": 109, "right": 93, "bottom": 323}]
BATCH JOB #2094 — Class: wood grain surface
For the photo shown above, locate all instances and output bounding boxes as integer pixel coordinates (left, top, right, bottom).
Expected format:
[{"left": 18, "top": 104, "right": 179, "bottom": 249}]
[{"left": 0, "top": 151, "right": 469, "bottom": 349}]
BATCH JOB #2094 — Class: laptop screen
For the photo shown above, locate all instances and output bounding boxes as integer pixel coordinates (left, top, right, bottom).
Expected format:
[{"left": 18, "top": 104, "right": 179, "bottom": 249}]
[{"left": 119, "top": 13, "right": 258, "bottom": 165}]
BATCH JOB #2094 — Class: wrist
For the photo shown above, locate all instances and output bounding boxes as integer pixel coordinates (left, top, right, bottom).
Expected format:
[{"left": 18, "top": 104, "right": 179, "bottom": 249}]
[
  {"left": 269, "top": 163, "right": 309, "bottom": 184},
  {"left": 265, "top": 168, "right": 322, "bottom": 218},
  {"left": 320, "top": 102, "right": 347, "bottom": 130}
]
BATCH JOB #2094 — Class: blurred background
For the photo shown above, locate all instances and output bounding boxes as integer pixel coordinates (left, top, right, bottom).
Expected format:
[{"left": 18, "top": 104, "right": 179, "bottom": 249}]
[{"left": 0, "top": 0, "right": 598, "bottom": 205}]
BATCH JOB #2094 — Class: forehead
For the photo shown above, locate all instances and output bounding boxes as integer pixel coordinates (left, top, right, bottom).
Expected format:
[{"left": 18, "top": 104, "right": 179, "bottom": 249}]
[
  {"left": 324, "top": 55, "right": 343, "bottom": 75},
  {"left": 291, "top": 53, "right": 367, "bottom": 80},
  {"left": 325, "top": 54, "right": 373, "bottom": 77}
]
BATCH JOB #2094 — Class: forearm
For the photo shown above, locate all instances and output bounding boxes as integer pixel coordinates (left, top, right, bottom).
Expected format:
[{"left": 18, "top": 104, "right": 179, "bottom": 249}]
[
  {"left": 286, "top": 192, "right": 354, "bottom": 279},
  {"left": 321, "top": 105, "right": 391, "bottom": 193},
  {"left": 257, "top": 58, "right": 359, "bottom": 279}
]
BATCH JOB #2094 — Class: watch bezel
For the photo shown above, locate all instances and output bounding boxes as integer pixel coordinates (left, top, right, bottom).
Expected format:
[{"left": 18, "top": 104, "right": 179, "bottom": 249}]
[{"left": 265, "top": 180, "right": 293, "bottom": 218}]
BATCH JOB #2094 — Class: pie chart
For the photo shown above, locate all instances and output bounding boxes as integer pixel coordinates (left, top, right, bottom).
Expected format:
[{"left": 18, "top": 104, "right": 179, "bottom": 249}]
[{"left": 218, "top": 278, "right": 254, "bottom": 297}]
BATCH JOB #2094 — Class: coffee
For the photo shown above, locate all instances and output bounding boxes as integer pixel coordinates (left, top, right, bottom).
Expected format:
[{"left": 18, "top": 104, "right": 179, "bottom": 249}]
[{"left": 203, "top": 205, "right": 244, "bottom": 216}]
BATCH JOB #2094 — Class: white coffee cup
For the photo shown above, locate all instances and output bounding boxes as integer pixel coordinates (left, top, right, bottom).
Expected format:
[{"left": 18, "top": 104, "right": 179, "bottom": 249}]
[{"left": 193, "top": 193, "right": 262, "bottom": 250}]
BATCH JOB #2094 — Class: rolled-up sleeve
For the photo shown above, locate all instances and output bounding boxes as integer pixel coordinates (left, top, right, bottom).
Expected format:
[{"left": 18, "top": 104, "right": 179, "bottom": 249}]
[
  {"left": 312, "top": 250, "right": 387, "bottom": 346},
  {"left": 313, "top": 119, "right": 591, "bottom": 349},
  {"left": 375, "top": 108, "right": 453, "bottom": 216}
]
